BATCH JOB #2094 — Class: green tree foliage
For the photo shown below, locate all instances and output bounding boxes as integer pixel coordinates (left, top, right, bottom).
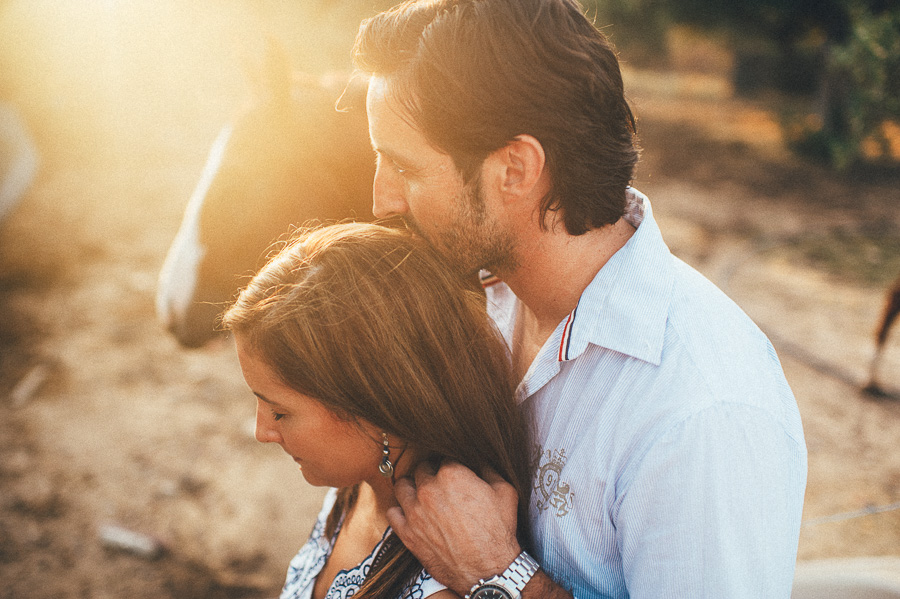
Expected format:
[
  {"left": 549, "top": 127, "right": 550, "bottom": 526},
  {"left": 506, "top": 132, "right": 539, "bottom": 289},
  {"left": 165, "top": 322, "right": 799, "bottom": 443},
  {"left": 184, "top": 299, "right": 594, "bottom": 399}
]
[
  {"left": 581, "top": 0, "right": 899, "bottom": 168},
  {"left": 816, "top": 6, "right": 900, "bottom": 168}
]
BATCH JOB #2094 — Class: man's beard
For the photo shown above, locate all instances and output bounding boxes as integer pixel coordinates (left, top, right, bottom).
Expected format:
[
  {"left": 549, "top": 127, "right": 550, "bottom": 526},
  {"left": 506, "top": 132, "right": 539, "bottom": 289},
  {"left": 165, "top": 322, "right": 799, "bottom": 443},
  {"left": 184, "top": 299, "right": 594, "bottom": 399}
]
[{"left": 403, "top": 177, "right": 517, "bottom": 278}]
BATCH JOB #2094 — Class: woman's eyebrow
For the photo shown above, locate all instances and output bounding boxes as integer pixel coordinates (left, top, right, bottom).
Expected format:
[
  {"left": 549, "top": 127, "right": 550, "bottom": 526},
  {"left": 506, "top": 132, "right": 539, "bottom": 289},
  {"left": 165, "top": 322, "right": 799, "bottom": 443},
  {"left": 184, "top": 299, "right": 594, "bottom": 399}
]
[{"left": 253, "top": 392, "right": 282, "bottom": 408}]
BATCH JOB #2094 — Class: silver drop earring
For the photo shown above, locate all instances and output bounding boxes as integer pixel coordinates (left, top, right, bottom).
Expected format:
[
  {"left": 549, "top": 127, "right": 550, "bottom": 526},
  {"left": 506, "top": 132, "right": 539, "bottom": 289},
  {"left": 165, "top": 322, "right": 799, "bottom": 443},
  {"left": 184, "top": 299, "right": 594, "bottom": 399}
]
[{"left": 378, "top": 432, "right": 394, "bottom": 477}]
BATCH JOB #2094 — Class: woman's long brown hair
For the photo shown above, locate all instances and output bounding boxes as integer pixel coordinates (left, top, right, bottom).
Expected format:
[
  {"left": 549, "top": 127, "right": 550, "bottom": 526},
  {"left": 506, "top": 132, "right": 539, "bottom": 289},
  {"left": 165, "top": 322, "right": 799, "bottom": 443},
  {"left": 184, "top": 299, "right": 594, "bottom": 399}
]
[{"left": 221, "top": 223, "right": 532, "bottom": 598}]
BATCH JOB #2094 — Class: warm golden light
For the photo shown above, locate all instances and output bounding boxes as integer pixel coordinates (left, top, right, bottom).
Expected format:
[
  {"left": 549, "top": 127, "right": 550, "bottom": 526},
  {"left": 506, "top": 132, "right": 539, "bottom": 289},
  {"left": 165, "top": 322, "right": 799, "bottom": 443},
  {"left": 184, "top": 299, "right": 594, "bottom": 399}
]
[{"left": 0, "top": 0, "right": 373, "bottom": 170}]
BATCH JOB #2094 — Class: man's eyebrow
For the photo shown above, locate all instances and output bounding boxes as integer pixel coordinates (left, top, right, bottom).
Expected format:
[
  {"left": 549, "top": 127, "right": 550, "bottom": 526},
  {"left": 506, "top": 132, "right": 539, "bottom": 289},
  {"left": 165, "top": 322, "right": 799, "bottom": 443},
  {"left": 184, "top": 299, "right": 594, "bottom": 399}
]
[
  {"left": 373, "top": 146, "right": 399, "bottom": 161},
  {"left": 373, "top": 144, "right": 413, "bottom": 164}
]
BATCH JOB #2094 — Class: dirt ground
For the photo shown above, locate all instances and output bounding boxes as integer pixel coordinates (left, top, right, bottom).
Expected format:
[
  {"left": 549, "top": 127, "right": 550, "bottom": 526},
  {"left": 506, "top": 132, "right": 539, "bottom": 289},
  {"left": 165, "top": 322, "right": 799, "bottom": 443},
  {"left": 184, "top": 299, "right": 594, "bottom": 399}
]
[{"left": 1, "top": 69, "right": 899, "bottom": 598}]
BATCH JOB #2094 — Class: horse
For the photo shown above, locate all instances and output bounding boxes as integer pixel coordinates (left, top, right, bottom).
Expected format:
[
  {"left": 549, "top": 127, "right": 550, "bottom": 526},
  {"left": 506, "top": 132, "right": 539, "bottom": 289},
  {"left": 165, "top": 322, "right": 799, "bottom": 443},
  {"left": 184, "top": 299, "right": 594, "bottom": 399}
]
[
  {"left": 0, "top": 101, "right": 39, "bottom": 223},
  {"left": 156, "top": 48, "right": 376, "bottom": 349},
  {"left": 864, "top": 273, "right": 900, "bottom": 397}
]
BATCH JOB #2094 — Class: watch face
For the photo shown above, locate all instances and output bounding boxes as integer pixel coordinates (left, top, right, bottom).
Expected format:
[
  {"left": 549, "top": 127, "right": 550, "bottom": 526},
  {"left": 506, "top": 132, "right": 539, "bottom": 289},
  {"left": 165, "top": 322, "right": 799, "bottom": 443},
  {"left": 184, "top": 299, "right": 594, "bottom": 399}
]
[{"left": 471, "top": 585, "right": 513, "bottom": 599}]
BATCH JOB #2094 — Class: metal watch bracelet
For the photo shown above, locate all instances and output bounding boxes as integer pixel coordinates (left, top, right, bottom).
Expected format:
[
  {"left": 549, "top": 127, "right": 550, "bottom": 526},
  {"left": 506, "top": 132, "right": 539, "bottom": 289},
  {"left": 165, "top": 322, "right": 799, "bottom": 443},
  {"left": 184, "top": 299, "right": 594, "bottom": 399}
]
[{"left": 464, "top": 550, "right": 540, "bottom": 599}]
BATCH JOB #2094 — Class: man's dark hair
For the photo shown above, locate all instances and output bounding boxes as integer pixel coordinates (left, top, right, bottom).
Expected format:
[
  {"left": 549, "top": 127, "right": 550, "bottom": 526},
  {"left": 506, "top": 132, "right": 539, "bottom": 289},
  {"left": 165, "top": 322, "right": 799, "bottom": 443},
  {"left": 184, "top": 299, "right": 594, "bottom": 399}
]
[{"left": 354, "top": 0, "right": 639, "bottom": 235}]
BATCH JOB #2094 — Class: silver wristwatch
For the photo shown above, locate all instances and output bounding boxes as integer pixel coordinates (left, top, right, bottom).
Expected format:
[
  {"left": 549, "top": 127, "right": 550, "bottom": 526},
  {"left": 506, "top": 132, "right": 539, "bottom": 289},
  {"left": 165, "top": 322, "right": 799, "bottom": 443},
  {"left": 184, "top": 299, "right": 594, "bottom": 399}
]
[{"left": 465, "top": 551, "right": 540, "bottom": 599}]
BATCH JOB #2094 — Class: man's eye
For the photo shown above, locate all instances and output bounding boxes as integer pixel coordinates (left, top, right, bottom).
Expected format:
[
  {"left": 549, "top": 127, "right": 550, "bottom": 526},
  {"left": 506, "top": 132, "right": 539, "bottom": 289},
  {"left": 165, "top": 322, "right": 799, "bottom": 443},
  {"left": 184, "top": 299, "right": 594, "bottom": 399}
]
[
  {"left": 272, "top": 410, "right": 285, "bottom": 421},
  {"left": 390, "top": 158, "right": 408, "bottom": 174},
  {"left": 376, "top": 153, "right": 409, "bottom": 175}
]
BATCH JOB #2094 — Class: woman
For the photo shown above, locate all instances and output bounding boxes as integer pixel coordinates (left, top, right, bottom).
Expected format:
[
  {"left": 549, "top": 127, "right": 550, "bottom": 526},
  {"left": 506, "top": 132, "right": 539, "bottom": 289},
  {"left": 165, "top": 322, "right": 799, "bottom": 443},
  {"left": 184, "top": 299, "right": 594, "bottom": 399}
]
[{"left": 221, "top": 223, "right": 533, "bottom": 599}]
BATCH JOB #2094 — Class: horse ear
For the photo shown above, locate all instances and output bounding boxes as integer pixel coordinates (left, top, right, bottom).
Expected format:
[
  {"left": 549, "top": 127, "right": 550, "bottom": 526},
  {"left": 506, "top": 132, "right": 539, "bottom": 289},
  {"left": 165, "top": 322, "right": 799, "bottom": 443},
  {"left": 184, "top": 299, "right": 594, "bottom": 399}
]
[{"left": 244, "top": 37, "right": 293, "bottom": 106}]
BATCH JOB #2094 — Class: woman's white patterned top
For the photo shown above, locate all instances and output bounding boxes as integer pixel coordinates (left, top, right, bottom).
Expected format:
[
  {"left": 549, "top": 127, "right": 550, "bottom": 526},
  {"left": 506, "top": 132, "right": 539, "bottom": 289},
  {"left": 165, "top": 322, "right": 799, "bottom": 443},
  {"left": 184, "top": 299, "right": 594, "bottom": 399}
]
[{"left": 279, "top": 488, "right": 446, "bottom": 599}]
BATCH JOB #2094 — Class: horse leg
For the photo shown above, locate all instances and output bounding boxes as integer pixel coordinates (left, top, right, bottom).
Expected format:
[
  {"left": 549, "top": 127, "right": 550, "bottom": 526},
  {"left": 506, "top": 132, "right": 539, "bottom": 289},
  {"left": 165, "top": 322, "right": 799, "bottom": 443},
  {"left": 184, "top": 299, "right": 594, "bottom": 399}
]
[{"left": 863, "top": 275, "right": 900, "bottom": 396}]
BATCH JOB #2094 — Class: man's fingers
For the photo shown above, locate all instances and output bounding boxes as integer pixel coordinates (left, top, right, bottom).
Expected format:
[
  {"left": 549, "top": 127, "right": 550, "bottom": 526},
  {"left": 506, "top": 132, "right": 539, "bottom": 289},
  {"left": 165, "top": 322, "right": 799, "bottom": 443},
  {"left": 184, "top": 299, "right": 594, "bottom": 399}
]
[
  {"left": 385, "top": 505, "right": 408, "bottom": 534},
  {"left": 393, "top": 475, "right": 417, "bottom": 507},
  {"left": 412, "top": 459, "right": 439, "bottom": 484},
  {"left": 481, "top": 466, "right": 505, "bottom": 485},
  {"left": 479, "top": 467, "right": 519, "bottom": 507}
]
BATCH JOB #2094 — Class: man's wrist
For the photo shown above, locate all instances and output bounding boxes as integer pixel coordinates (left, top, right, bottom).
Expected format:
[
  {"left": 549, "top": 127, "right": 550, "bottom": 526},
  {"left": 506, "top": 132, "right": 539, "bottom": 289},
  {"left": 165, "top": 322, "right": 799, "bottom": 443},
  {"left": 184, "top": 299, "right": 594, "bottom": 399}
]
[
  {"left": 519, "top": 570, "right": 574, "bottom": 599},
  {"left": 464, "top": 551, "right": 540, "bottom": 599}
]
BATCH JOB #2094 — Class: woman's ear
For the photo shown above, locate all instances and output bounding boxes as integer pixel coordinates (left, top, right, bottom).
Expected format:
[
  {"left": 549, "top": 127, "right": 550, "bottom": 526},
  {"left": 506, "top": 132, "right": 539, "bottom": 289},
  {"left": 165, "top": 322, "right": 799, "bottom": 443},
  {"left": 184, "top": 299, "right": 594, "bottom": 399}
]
[{"left": 486, "top": 134, "right": 547, "bottom": 203}]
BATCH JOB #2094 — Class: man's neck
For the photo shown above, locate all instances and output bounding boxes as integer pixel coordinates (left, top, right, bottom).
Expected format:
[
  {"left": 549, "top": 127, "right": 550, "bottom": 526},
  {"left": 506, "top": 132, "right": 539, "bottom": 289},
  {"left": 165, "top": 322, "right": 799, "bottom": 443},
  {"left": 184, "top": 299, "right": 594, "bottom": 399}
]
[
  {"left": 501, "top": 216, "right": 635, "bottom": 332},
  {"left": 499, "top": 216, "right": 635, "bottom": 381}
]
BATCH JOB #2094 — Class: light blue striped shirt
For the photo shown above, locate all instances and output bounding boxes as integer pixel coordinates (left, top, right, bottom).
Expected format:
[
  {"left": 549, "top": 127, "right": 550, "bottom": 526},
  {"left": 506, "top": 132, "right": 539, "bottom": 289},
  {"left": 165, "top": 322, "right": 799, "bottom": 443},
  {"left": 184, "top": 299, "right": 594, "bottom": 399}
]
[{"left": 484, "top": 190, "right": 807, "bottom": 599}]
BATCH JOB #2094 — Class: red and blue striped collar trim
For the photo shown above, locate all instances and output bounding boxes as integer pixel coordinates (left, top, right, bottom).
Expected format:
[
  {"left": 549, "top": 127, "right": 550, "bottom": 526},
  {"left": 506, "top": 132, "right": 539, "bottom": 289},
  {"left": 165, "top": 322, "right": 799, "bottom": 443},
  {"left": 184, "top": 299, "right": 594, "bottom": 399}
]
[
  {"left": 479, "top": 272, "right": 503, "bottom": 288},
  {"left": 558, "top": 300, "right": 580, "bottom": 362}
]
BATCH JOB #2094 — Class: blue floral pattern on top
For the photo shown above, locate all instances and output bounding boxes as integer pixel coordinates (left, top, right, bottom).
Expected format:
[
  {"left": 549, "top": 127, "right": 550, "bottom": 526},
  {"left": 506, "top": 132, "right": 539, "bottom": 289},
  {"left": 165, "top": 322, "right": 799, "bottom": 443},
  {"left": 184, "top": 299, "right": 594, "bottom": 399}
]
[{"left": 280, "top": 488, "right": 446, "bottom": 599}]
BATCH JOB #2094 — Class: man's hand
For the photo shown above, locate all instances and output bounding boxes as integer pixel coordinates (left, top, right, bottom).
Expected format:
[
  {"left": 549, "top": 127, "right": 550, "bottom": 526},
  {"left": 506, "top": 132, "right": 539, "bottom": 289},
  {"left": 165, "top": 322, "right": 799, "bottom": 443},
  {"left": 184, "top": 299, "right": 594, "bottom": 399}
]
[{"left": 387, "top": 460, "right": 522, "bottom": 595}]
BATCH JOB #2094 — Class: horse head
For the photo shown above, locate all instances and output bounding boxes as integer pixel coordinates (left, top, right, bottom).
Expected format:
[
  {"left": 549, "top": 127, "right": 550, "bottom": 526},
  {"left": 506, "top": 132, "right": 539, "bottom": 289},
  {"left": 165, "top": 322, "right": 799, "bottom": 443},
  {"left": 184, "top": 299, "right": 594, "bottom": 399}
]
[{"left": 157, "top": 45, "right": 375, "bottom": 348}]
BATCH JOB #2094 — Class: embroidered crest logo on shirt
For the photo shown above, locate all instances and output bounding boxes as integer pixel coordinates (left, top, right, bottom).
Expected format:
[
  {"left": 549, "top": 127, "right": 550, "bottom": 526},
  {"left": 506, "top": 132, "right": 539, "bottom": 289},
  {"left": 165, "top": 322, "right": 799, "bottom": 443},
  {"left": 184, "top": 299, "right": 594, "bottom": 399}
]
[{"left": 533, "top": 447, "right": 574, "bottom": 517}]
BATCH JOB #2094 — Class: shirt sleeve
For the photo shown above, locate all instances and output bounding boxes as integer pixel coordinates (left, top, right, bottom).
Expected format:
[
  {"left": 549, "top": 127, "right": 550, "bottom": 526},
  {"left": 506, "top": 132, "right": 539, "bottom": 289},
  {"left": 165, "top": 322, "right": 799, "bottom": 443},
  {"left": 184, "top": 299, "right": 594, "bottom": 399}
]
[{"left": 614, "top": 402, "right": 807, "bottom": 598}]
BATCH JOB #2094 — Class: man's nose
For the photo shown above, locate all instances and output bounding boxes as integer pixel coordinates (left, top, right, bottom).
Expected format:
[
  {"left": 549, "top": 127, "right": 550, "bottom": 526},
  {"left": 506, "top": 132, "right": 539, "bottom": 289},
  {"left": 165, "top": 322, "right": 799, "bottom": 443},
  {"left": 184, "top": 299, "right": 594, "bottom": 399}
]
[{"left": 372, "top": 165, "right": 409, "bottom": 219}]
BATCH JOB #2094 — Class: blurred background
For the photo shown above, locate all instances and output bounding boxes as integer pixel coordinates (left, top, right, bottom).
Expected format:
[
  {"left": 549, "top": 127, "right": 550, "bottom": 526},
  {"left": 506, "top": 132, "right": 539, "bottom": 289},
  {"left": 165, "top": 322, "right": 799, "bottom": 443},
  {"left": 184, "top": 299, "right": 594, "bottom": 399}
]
[{"left": 0, "top": 1, "right": 898, "bottom": 597}]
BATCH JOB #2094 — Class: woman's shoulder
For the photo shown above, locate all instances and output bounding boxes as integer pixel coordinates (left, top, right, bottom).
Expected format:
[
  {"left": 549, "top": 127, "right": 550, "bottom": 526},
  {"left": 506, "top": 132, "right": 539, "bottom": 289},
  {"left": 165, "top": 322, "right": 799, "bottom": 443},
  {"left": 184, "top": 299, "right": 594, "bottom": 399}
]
[
  {"left": 279, "top": 489, "right": 342, "bottom": 599},
  {"left": 305, "top": 488, "right": 341, "bottom": 547}
]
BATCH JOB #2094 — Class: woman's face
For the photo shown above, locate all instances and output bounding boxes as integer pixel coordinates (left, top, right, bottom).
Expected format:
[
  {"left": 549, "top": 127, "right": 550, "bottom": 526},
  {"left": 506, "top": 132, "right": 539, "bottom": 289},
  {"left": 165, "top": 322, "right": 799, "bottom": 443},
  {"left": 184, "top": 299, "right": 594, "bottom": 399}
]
[{"left": 234, "top": 334, "right": 384, "bottom": 488}]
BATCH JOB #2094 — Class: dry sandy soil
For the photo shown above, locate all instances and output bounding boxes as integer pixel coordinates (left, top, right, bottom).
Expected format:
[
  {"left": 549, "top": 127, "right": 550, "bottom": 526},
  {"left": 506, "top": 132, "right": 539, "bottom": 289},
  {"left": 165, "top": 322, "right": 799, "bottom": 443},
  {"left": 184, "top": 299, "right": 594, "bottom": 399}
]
[{"left": 1, "top": 70, "right": 899, "bottom": 598}]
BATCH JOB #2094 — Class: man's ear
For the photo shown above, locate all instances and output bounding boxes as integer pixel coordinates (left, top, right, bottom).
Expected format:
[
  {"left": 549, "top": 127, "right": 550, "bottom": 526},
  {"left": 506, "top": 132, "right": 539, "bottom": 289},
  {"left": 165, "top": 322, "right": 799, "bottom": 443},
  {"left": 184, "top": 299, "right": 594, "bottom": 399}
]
[{"left": 486, "top": 134, "right": 547, "bottom": 203}]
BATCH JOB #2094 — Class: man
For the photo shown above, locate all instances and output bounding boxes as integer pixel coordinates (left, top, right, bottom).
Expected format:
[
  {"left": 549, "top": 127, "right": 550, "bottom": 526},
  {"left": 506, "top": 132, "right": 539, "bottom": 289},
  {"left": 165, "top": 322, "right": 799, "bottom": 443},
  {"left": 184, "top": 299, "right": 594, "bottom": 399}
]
[{"left": 354, "top": 1, "right": 807, "bottom": 597}]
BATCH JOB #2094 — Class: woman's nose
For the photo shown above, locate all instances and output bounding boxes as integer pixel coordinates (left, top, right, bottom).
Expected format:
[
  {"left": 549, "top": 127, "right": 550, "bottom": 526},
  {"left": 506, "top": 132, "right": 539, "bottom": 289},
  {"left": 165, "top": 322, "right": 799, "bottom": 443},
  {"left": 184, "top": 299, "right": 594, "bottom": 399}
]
[{"left": 255, "top": 404, "right": 282, "bottom": 444}]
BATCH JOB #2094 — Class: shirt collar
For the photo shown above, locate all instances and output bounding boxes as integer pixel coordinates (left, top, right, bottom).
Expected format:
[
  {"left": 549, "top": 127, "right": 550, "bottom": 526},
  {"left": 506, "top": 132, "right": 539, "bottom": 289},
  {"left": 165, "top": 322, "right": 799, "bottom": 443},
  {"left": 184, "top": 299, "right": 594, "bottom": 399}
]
[
  {"left": 560, "top": 189, "right": 673, "bottom": 365},
  {"left": 485, "top": 189, "right": 674, "bottom": 368}
]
